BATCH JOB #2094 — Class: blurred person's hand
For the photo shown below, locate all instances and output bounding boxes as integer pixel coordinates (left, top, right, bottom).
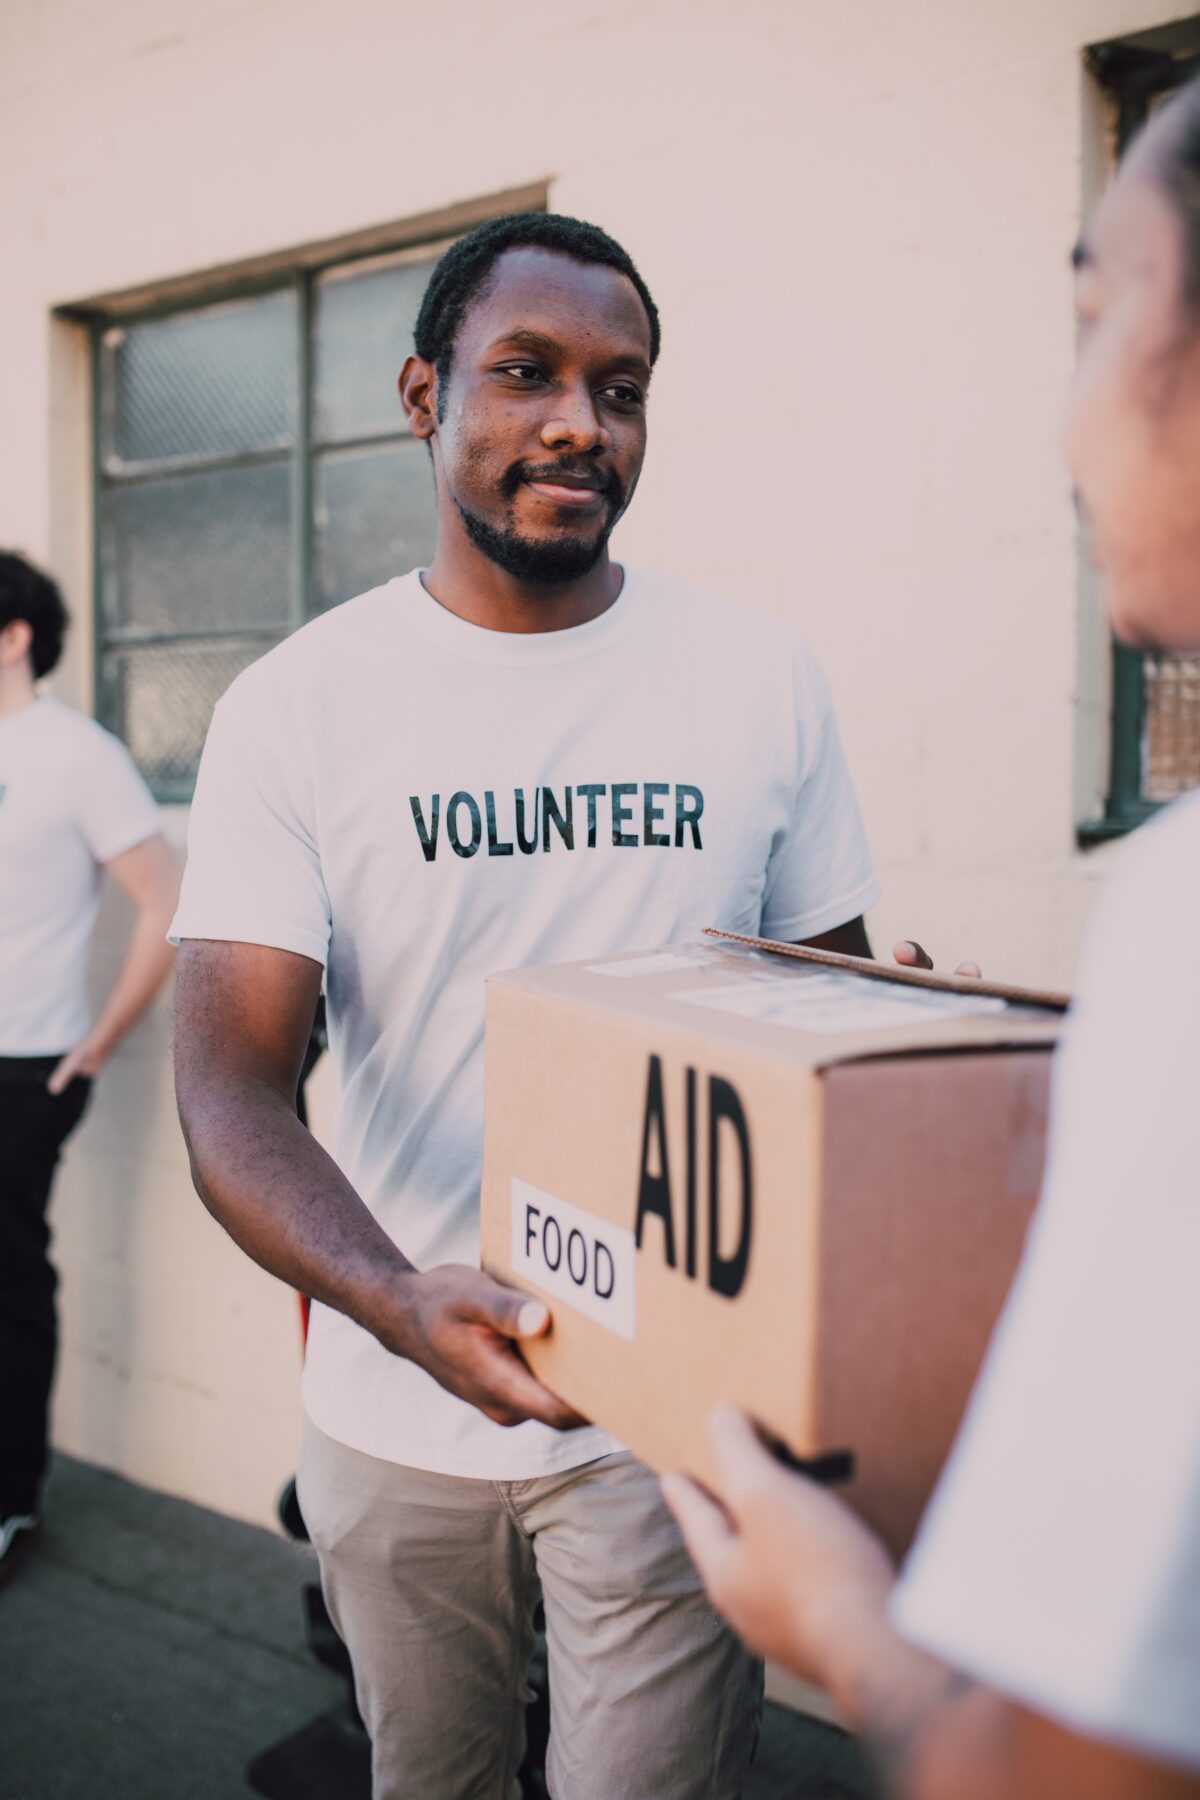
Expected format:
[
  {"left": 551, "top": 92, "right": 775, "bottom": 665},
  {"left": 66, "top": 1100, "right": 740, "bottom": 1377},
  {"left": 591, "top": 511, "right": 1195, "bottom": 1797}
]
[
  {"left": 894, "top": 940, "right": 982, "bottom": 978},
  {"left": 662, "top": 1407, "right": 895, "bottom": 1683},
  {"left": 47, "top": 1031, "right": 112, "bottom": 1095}
]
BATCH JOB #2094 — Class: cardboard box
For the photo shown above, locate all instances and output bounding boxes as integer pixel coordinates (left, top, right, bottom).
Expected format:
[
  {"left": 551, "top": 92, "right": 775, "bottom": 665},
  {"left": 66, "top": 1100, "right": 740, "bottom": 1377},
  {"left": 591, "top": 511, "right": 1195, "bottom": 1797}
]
[{"left": 481, "top": 931, "right": 1067, "bottom": 1555}]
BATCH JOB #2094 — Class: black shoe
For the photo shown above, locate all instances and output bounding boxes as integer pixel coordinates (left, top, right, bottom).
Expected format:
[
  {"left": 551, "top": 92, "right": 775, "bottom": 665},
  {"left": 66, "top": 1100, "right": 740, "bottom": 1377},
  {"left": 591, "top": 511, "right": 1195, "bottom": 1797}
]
[{"left": 0, "top": 1514, "right": 41, "bottom": 1588}]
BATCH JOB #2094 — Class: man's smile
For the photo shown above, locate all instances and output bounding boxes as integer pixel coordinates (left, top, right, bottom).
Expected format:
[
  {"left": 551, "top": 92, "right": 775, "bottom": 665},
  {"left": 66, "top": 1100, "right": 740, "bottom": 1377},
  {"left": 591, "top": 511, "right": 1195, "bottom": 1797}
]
[{"left": 514, "top": 462, "right": 618, "bottom": 514}]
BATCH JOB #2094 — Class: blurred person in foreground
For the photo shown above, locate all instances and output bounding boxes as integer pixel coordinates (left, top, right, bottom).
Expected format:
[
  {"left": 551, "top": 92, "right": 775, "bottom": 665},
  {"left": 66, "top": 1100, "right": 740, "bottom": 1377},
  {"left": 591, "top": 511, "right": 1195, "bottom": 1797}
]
[
  {"left": 0, "top": 553, "right": 180, "bottom": 1584},
  {"left": 167, "top": 209, "right": 964, "bottom": 1799},
  {"left": 664, "top": 76, "right": 1200, "bottom": 1800}
]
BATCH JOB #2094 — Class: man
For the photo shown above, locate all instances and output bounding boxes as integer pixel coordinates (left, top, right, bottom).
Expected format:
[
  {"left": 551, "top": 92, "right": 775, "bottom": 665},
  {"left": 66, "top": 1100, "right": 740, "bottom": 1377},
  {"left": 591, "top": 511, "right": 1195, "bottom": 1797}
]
[
  {"left": 0, "top": 551, "right": 180, "bottom": 1584},
  {"left": 664, "top": 76, "right": 1200, "bottom": 1800},
  {"left": 171, "top": 212, "right": 893, "bottom": 1799}
]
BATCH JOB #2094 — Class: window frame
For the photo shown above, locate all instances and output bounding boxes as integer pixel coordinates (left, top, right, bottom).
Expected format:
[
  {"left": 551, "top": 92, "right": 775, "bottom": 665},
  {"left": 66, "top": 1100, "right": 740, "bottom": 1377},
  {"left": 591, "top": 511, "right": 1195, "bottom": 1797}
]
[
  {"left": 90, "top": 235, "right": 460, "bottom": 799},
  {"left": 1080, "top": 26, "right": 1200, "bottom": 843}
]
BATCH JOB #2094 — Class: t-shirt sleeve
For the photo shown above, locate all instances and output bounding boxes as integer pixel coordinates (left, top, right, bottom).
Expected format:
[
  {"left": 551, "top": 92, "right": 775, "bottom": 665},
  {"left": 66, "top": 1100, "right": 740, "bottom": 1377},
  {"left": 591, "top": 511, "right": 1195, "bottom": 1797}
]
[
  {"left": 758, "top": 647, "right": 881, "bottom": 940},
  {"left": 74, "top": 727, "right": 163, "bottom": 864},
  {"left": 890, "top": 804, "right": 1200, "bottom": 1771},
  {"left": 169, "top": 677, "right": 331, "bottom": 967}
]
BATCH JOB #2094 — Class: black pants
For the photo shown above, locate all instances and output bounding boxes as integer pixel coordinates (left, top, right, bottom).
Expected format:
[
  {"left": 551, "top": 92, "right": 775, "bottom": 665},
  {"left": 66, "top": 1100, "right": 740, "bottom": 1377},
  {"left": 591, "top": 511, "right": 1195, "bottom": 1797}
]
[{"left": 0, "top": 1061, "right": 92, "bottom": 1517}]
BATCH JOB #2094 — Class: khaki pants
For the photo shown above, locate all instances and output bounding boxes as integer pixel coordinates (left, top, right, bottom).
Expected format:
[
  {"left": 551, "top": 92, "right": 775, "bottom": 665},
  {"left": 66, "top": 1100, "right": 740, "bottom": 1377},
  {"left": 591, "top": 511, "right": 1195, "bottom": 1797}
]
[{"left": 297, "top": 1417, "right": 762, "bottom": 1800}]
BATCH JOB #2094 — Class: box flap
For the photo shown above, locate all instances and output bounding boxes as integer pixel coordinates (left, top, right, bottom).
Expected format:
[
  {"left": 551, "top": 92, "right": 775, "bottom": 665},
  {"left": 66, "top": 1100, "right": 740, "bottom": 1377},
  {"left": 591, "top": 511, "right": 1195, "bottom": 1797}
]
[
  {"left": 486, "top": 938, "right": 1064, "bottom": 1072},
  {"left": 704, "top": 929, "right": 1070, "bottom": 1011}
]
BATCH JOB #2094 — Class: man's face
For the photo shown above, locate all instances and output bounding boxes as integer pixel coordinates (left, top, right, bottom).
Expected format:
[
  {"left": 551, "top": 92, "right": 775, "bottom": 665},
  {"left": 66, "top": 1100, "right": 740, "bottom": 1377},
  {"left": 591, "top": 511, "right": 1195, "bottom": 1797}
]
[
  {"left": 1066, "top": 132, "right": 1200, "bottom": 651},
  {"left": 420, "top": 247, "right": 652, "bottom": 585}
]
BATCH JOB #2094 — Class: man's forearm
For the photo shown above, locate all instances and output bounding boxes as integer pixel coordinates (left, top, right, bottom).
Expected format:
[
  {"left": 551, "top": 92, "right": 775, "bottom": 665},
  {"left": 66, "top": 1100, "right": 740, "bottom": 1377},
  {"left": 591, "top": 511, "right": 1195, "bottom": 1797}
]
[{"left": 179, "top": 1077, "right": 417, "bottom": 1353}]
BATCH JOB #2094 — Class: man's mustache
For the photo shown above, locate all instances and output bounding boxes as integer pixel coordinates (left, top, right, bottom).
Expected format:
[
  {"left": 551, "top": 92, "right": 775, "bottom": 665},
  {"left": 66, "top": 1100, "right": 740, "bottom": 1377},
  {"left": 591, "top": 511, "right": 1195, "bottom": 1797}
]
[{"left": 501, "top": 460, "right": 625, "bottom": 507}]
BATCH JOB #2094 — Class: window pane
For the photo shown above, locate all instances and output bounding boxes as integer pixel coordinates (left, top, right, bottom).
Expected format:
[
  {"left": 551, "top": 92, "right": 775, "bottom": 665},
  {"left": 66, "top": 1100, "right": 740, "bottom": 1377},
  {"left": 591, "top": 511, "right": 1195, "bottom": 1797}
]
[
  {"left": 313, "top": 252, "right": 438, "bottom": 443},
  {"left": 313, "top": 439, "right": 437, "bottom": 610},
  {"left": 101, "top": 461, "right": 293, "bottom": 634},
  {"left": 100, "top": 636, "right": 282, "bottom": 799},
  {"left": 1142, "top": 653, "right": 1200, "bottom": 802},
  {"left": 102, "top": 291, "right": 296, "bottom": 466}
]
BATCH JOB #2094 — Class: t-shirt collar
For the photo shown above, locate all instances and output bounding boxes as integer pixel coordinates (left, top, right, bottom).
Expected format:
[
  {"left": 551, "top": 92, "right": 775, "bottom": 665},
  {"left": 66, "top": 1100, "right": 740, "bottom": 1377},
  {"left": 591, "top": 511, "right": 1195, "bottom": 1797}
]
[{"left": 389, "top": 566, "right": 636, "bottom": 667}]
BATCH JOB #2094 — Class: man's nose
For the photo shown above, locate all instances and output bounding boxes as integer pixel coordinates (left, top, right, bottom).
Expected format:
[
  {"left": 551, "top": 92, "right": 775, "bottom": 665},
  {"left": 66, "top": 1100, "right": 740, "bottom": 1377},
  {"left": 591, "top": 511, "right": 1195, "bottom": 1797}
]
[{"left": 539, "top": 384, "right": 610, "bottom": 452}]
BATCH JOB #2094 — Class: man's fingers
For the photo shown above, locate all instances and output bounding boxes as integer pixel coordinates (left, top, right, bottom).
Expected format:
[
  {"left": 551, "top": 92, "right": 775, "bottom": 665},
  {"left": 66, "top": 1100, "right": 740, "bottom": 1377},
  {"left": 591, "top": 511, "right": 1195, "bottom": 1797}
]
[
  {"left": 955, "top": 960, "right": 982, "bottom": 979},
  {"left": 473, "top": 1281, "right": 551, "bottom": 1342},
  {"left": 661, "top": 1472, "right": 736, "bottom": 1579},
  {"left": 479, "top": 1347, "right": 587, "bottom": 1430},
  {"left": 46, "top": 1056, "right": 73, "bottom": 1096},
  {"left": 892, "top": 939, "right": 934, "bottom": 970}
]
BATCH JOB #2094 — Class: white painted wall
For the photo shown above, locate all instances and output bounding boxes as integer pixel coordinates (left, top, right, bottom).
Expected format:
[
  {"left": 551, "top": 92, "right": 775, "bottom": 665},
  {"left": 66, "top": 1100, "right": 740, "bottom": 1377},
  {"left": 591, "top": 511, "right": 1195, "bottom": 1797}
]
[{"left": 1, "top": 0, "right": 1184, "bottom": 1524}]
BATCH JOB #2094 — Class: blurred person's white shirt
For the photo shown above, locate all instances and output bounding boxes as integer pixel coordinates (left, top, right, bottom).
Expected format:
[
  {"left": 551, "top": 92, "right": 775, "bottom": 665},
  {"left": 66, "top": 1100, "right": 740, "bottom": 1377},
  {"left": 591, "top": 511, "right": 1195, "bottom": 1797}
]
[
  {"left": 893, "top": 787, "right": 1200, "bottom": 1771},
  {"left": 0, "top": 698, "right": 160, "bottom": 1055}
]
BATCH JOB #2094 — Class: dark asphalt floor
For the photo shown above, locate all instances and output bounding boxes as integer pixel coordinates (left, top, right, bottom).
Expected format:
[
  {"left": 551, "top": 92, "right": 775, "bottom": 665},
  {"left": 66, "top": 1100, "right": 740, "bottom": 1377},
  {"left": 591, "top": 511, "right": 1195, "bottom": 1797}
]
[{"left": 0, "top": 1455, "right": 878, "bottom": 1800}]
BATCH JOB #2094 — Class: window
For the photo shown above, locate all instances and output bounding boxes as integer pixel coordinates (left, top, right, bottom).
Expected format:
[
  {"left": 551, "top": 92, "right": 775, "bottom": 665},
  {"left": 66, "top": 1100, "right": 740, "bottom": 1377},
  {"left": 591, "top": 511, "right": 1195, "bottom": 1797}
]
[
  {"left": 94, "top": 242, "right": 444, "bottom": 800},
  {"left": 1084, "top": 21, "right": 1200, "bottom": 837}
]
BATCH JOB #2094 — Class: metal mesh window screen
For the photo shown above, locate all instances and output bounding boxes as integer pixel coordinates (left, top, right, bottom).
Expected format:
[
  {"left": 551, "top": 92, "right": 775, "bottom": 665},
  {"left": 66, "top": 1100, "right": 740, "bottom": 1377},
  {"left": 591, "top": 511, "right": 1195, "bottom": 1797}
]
[
  {"left": 99, "top": 636, "right": 283, "bottom": 802},
  {"left": 95, "top": 241, "right": 445, "bottom": 797},
  {"left": 1142, "top": 654, "right": 1200, "bottom": 802},
  {"left": 102, "top": 293, "right": 297, "bottom": 468},
  {"left": 313, "top": 249, "right": 439, "bottom": 443}
]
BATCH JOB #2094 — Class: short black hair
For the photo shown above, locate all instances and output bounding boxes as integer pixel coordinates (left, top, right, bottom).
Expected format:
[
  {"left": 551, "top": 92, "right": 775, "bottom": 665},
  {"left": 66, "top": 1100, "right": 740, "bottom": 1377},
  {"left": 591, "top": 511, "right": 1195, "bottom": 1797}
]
[
  {"left": 413, "top": 211, "right": 662, "bottom": 392},
  {"left": 0, "top": 551, "right": 69, "bottom": 679}
]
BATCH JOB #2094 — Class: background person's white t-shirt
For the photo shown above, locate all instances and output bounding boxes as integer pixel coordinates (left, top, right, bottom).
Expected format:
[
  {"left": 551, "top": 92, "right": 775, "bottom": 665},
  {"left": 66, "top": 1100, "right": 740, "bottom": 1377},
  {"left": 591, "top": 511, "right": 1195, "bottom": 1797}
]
[
  {"left": 893, "top": 788, "right": 1200, "bottom": 1772},
  {"left": 171, "top": 566, "right": 881, "bottom": 1478},
  {"left": 0, "top": 698, "right": 162, "bottom": 1056}
]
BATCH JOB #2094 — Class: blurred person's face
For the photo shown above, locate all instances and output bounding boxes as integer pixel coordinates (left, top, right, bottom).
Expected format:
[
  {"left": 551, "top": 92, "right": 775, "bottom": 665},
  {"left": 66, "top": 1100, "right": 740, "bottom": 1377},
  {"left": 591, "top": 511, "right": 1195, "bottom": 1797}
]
[
  {"left": 1066, "top": 127, "right": 1200, "bottom": 651},
  {"left": 406, "top": 247, "right": 651, "bottom": 585}
]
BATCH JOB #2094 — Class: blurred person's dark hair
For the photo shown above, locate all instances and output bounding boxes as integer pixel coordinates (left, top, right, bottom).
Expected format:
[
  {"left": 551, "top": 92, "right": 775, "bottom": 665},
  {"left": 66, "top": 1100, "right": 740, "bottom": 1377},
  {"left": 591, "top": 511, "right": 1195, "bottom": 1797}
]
[
  {"left": 1149, "top": 72, "right": 1200, "bottom": 309},
  {"left": 413, "top": 212, "right": 661, "bottom": 416},
  {"left": 0, "top": 552, "right": 69, "bottom": 678}
]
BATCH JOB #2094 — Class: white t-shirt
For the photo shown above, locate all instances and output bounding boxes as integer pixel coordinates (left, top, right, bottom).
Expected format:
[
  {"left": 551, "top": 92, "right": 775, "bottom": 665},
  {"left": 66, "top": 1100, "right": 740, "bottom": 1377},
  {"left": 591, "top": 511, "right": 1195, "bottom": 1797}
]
[
  {"left": 893, "top": 788, "right": 1200, "bottom": 1772},
  {"left": 0, "top": 697, "right": 162, "bottom": 1057},
  {"left": 171, "top": 566, "right": 881, "bottom": 1478}
]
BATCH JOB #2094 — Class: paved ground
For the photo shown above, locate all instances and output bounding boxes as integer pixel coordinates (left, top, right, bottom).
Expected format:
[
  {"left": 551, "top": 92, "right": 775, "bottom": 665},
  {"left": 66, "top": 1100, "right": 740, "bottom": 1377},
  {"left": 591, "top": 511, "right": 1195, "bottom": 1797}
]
[{"left": 0, "top": 1455, "right": 878, "bottom": 1800}]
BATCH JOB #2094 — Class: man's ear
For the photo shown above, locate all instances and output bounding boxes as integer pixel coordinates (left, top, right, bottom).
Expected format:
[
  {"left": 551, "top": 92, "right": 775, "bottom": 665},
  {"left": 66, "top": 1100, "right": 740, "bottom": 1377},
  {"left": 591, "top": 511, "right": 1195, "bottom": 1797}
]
[
  {"left": 399, "top": 354, "right": 438, "bottom": 440},
  {"left": 0, "top": 619, "right": 33, "bottom": 670}
]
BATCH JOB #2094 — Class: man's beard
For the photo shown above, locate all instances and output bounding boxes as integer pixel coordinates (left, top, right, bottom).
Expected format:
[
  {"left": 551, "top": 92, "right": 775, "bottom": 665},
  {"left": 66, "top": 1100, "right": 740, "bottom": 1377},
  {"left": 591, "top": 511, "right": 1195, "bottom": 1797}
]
[{"left": 453, "top": 462, "right": 625, "bottom": 585}]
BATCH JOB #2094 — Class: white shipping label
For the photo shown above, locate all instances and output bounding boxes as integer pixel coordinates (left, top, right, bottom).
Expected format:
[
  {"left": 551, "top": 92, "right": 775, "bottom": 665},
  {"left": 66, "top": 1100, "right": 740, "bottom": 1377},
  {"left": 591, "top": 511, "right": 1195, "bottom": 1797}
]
[
  {"left": 585, "top": 949, "right": 713, "bottom": 978},
  {"left": 672, "top": 972, "right": 1007, "bottom": 1034},
  {"left": 510, "top": 1179, "right": 636, "bottom": 1341}
]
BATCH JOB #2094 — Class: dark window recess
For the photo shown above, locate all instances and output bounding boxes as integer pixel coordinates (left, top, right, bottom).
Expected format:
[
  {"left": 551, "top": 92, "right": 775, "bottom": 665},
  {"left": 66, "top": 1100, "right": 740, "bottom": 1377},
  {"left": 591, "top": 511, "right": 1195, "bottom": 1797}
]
[{"left": 1083, "top": 21, "right": 1200, "bottom": 840}]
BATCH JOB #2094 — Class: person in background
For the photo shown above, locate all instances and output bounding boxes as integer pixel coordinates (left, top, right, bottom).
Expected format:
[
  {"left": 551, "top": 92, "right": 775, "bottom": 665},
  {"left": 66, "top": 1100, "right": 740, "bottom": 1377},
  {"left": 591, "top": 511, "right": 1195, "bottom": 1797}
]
[
  {"left": 664, "top": 73, "right": 1200, "bottom": 1800},
  {"left": 0, "top": 552, "right": 180, "bottom": 1585}
]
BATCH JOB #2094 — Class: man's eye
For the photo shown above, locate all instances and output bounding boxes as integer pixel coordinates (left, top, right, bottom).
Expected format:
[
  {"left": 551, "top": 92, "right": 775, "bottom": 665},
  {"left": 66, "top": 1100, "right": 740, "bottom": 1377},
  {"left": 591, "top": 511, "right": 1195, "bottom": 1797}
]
[
  {"left": 602, "top": 383, "right": 644, "bottom": 407},
  {"left": 499, "top": 363, "right": 544, "bottom": 382}
]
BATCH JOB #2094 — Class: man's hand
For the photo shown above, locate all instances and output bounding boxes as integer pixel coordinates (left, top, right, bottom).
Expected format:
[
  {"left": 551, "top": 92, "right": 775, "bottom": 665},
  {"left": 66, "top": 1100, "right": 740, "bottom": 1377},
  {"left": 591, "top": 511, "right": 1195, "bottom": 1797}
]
[
  {"left": 893, "top": 940, "right": 982, "bottom": 978},
  {"left": 384, "top": 1264, "right": 588, "bottom": 1432},
  {"left": 47, "top": 1030, "right": 111, "bottom": 1094},
  {"left": 662, "top": 1408, "right": 894, "bottom": 1683},
  {"left": 800, "top": 919, "right": 982, "bottom": 977}
]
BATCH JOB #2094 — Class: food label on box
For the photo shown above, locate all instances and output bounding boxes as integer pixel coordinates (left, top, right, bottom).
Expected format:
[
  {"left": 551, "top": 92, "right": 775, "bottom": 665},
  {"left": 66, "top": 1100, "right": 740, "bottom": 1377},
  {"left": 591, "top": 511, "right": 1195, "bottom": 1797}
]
[{"left": 510, "top": 1179, "right": 636, "bottom": 1341}]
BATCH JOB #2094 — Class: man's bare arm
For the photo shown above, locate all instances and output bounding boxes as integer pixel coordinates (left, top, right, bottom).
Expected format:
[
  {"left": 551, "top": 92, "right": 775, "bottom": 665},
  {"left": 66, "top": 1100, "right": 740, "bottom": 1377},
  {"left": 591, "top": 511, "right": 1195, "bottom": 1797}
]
[
  {"left": 48, "top": 833, "right": 181, "bottom": 1093},
  {"left": 173, "top": 939, "right": 583, "bottom": 1429}
]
